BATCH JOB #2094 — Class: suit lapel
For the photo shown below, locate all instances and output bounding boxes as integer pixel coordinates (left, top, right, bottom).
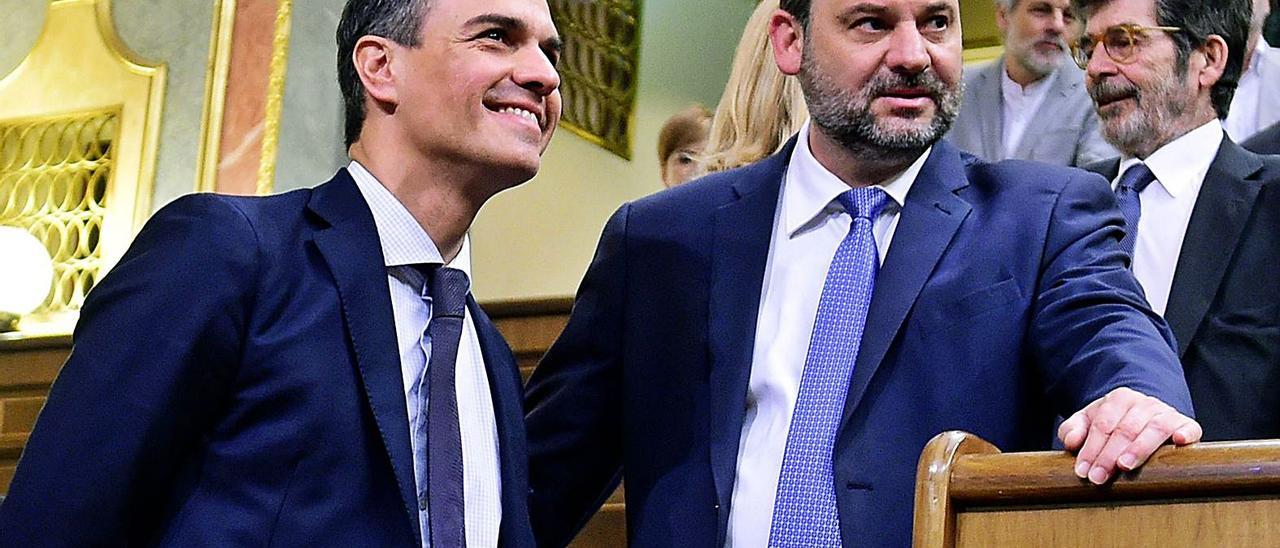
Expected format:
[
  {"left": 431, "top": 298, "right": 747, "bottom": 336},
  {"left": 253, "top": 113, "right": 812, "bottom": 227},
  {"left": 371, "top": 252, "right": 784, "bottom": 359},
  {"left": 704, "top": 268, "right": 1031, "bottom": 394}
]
[
  {"left": 707, "top": 142, "right": 790, "bottom": 543},
  {"left": 308, "top": 171, "right": 422, "bottom": 545},
  {"left": 469, "top": 299, "right": 532, "bottom": 546},
  {"left": 1088, "top": 157, "right": 1121, "bottom": 181},
  {"left": 1013, "top": 66, "right": 1074, "bottom": 160},
  {"left": 839, "top": 142, "right": 972, "bottom": 431},
  {"left": 976, "top": 61, "right": 1005, "bottom": 161},
  {"left": 1164, "top": 139, "right": 1265, "bottom": 357}
]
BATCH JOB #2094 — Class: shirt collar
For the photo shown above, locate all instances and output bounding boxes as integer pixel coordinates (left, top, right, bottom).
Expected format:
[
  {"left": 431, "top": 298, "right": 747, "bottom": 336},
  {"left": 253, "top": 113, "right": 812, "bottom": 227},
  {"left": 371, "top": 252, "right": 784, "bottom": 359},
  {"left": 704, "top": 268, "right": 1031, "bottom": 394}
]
[
  {"left": 347, "top": 160, "right": 473, "bottom": 276},
  {"left": 783, "top": 121, "right": 926, "bottom": 236},
  {"left": 1000, "top": 64, "right": 1055, "bottom": 99},
  {"left": 1250, "top": 39, "right": 1275, "bottom": 75},
  {"left": 1116, "top": 120, "right": 1222, "bottom": 199}
]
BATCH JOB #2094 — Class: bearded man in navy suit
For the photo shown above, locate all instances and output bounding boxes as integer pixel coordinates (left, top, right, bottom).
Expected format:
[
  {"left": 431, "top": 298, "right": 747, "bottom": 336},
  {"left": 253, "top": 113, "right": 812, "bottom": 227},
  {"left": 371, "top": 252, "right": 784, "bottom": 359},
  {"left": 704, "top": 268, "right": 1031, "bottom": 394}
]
[
  {"left": 525, "top": 0, "right": 1201, "bottom": 546},
  {"left": 0, "top": 0, "right": 563, "bottom": 545}
]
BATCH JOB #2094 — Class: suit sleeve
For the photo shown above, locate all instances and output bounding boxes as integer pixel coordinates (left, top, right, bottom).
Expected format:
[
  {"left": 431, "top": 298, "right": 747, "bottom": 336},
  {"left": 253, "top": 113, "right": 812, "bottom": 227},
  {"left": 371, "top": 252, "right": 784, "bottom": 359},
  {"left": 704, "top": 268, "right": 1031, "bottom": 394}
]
[
  {"left": 0, "top": 195, "right": 257, "bottom": 545},
  {"left": 524, "top": 205, "right": 630, "bottom": 548},
  {"left": 1030, "top": 171, "right": 1195, "bottom": 417}
]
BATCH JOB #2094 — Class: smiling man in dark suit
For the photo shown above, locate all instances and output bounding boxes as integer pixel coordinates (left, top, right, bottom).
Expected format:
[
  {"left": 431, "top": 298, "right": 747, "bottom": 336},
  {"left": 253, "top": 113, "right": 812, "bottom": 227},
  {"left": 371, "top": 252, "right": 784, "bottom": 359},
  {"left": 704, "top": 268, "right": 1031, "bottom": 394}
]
[
  {"left": 0, "top": 0, "right": 562, "bottom": 545},
  {"left": 1076, "top": 0, "right": 1280, "bottom": 441},
  {"left": 525, "top": 0, "right": 1201, "bottom": 546}
]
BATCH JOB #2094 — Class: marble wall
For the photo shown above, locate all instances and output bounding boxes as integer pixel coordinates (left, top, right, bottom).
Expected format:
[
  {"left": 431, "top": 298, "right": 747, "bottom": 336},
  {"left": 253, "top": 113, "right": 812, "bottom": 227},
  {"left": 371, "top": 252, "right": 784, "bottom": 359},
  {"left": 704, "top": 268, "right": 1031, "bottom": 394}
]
[{"left": 273, "top": 1, "right": 348, "bottom": 192}]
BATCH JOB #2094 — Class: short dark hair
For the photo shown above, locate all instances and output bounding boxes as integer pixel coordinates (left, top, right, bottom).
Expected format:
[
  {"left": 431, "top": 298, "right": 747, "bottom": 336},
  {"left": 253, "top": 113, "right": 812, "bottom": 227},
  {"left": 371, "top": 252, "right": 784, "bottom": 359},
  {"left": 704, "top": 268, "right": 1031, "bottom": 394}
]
[
  {"left": 336, "top": 0, "right": 432, "bottom": 148},
  {"left": 657, "top": 104, "right": 712, "bottom": 163},
  {"left": 1074, "top": 0, "right": 1251, "bottom": 119},
  {"left": 779, "top": 0, "right": 812, "bottom": 28}
]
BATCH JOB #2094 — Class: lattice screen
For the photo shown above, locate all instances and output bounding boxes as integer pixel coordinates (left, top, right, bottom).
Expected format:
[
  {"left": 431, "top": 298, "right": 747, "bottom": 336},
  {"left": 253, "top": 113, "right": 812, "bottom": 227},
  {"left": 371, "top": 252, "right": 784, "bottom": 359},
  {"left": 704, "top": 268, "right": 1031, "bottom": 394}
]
[
  {"left": 0, "top": 110, "right": 118, "bottom": 315},
  {"left": 550, "top": 0, "right": 641, "bottom": 159}
]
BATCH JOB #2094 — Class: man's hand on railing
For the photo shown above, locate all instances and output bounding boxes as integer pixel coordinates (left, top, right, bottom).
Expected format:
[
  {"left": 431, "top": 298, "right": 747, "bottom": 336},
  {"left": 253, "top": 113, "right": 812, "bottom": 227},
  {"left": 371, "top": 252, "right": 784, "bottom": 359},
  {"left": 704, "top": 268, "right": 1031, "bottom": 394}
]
[{"left": 1058, "top": 387, "right": 1203, "bottom": 485}]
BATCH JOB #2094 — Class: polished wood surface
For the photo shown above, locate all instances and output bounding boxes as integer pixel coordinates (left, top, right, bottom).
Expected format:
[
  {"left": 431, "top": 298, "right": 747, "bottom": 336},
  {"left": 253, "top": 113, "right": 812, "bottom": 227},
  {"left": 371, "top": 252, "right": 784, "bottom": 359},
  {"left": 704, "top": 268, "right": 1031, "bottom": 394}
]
[
  {"left": 482, "top": 298, "right": 628, "bottom": 547},
  {"left": 0, "top": 334, "right": 71, "bottom": 493},
  {"left": 956, "top": 498, "right": 1280, "bottom": 546},
  {"left": 914, "top": 431, "right": 1280, "bottom": 548},
  {"left": 483, "top": 296, "right": 574, "bottom": 381}
]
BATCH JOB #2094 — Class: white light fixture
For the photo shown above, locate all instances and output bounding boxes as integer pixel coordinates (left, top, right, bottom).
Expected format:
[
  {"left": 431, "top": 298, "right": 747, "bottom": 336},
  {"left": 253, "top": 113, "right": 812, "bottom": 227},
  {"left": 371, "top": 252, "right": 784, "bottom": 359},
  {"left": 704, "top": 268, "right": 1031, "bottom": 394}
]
[{"left": 0, "top": 226, "right": 55, "bottom": 333}]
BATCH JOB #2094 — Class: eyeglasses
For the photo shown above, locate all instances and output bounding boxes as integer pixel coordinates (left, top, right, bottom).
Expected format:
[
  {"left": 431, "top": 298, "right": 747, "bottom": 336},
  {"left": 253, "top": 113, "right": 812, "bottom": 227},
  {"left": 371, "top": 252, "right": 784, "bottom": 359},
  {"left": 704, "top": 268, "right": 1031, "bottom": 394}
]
[{"left": 1070, "top": 23, "right": 1182, "bottom": 70}]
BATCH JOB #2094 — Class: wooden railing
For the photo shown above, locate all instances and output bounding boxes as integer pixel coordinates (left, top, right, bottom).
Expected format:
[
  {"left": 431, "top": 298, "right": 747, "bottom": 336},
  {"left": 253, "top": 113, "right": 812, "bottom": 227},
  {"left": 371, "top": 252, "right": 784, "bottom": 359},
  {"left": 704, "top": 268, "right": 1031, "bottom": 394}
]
[{"left": 914, "top": 431, "right": 1280, "bottom": 547}]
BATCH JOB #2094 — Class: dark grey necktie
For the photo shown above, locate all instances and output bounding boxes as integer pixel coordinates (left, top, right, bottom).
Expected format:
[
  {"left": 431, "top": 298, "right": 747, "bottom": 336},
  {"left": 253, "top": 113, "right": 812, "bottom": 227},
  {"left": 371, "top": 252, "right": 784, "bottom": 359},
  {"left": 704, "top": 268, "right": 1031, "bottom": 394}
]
[
  {"left": 417, "top": 265, "right": 469, "bottom": 547},
  {"left": 1114, "top": 163, "right": 1156, "bottom": 257}
]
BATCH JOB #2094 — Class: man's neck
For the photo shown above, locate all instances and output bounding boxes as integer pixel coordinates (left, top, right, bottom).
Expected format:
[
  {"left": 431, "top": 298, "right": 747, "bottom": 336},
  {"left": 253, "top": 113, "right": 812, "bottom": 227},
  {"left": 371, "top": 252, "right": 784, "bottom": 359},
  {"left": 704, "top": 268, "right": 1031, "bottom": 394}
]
[
  {"left": 1127, "top": 112, "right": 1218, "bottom": 161},
  {"left": 1005, "top": 57, "right": 1051, "bottom": 89},
  {"left": 807, "top": 125, "right": 924, "bottom": 188},
  {"left": 349, "top": 142, "right": 493, "bottom": 264}
]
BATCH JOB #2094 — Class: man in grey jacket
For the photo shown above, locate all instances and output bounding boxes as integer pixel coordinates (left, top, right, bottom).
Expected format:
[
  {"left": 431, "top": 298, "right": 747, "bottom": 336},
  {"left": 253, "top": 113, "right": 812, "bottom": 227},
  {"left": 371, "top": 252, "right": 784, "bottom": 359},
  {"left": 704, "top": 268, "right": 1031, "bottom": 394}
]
[{"left": 948, "top": 0, "right": 1117, "bottom": 166}]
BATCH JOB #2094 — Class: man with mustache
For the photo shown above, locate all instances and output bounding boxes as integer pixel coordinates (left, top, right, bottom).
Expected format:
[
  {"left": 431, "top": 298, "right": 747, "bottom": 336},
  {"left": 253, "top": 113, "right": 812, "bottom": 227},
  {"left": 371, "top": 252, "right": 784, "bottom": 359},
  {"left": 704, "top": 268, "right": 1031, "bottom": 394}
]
[
  {"left": 0, "top": 0, "right": 561, "bottom": 545},
  {"left": 947, "top": 0, "right": 1118, "bottom": 167},
  {"left": 525, "top": 0, "right": 1200, "bottom": 545},
  {"left": 1077, "top": 0, "right": 1280, "bottom": 441}
]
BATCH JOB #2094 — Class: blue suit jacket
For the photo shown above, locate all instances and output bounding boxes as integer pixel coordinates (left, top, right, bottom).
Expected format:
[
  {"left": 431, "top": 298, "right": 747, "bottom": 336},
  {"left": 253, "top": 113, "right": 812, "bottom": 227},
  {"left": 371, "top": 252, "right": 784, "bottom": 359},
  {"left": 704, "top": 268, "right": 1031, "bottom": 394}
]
[
  {"left": 524, "top": 139, "right": 1194, "bottom": 547},
  {"left": 0, "top": 171, "right": 535, "bottom": 547}
]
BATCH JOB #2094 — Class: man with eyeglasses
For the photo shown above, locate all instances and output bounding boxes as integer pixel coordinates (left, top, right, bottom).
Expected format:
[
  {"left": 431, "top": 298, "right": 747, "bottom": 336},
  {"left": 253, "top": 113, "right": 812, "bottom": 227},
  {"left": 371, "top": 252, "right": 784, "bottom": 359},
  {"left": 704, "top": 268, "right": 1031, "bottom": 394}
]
[
  {"left": 948, "top": 0, "right": 1118, "bottom": 167},
  {"left": 1074, "top": 0, "right": 1280, "bottom": 440}
]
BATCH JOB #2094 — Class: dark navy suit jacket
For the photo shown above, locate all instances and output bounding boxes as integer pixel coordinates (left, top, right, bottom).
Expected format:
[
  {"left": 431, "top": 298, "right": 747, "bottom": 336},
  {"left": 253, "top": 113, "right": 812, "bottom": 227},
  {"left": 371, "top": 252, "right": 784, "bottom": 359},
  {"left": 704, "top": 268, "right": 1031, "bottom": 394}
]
[
  {"left": 1088, "top": 138, "right": 1280, "bottom": 440},
  {"left": 525, "top": 139, "right": 1194, "bottom": 547},
  {"left": 0, "top": 171, "right": 535, "bottom": 547},
  {"left": 1243, "top": 121, "right": 1280, "bottom": 155}
]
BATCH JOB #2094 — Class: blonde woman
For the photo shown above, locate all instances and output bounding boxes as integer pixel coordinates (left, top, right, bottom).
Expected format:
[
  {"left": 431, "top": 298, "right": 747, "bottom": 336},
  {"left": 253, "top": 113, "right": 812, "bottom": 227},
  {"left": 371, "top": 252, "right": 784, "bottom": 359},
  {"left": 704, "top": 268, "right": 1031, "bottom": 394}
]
[{"left": 701, "top": 0, "right": 809, "bottom": 173}]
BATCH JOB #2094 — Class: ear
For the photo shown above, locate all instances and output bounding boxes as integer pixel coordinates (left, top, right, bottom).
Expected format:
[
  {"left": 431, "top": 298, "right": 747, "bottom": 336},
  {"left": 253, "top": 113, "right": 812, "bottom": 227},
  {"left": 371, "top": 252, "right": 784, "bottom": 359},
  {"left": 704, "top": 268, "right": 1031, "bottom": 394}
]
[
  {"left": 1195, "top": 34, "right": 1228, "bottom": 90},
  {"left": 354, "top": 36, "right": 399, "bottom": 107},
  {"left": 770, "top": 9, "right": 805, "bottom": 76},
  {"left": 995, "top": 3, "right": 1010, "bottom": 34}
]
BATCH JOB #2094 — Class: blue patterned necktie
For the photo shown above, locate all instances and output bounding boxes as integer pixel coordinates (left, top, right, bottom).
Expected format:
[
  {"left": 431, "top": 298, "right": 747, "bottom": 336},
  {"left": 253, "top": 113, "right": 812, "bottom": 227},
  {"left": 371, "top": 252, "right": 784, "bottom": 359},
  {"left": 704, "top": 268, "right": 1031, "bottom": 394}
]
[
  {"left": 1115, "top": 163, "right": 1156, "bottom": 257},
  {"left": 768, "top": 187, "right": 891, "bottom": 547},
  {"left": 415, "top": 265, "right": 469, "bottom": 548}
]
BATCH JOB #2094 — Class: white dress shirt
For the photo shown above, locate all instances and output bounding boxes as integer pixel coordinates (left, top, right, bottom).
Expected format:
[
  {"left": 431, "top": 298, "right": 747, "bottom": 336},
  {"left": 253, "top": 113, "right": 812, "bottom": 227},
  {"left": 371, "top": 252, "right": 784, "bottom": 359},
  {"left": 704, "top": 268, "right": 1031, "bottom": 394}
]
[
  {"left": 725, "top": 123, "right": 928, "bottom": 546},
  {"left": 349, "top": 161, "right": 502, "bottom": 548},
  {"left": 1225, "top": 39, "right": 1280, "bottom": 142},
  {"left": 1112, "top": 121, "right": 1221, "bottom": 316},
  {"left": 1001, "top": 68, "right": 1055, "bottom": 158}
]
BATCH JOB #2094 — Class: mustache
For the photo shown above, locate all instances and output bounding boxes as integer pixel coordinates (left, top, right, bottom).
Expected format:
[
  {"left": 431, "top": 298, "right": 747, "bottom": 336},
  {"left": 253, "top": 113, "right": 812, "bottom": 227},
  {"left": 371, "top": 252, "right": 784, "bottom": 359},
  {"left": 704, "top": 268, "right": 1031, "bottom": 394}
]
[
  {"left": 1089, "top": 78, "right": 1140, "bottom": 104},
  {"left": 1035, "top": 36, "right": 1067, "bottom": 50},
  {"left": 865, "top": 70, "right": 952, "bottom": 103}
]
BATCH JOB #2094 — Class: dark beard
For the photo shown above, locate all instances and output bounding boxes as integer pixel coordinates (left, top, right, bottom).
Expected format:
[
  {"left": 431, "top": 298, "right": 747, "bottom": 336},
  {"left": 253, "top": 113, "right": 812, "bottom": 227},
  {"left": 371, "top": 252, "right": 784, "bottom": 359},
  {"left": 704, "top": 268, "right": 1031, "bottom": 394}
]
[{"left": 798, "top": 48, "right": 963, "bottom": 159}]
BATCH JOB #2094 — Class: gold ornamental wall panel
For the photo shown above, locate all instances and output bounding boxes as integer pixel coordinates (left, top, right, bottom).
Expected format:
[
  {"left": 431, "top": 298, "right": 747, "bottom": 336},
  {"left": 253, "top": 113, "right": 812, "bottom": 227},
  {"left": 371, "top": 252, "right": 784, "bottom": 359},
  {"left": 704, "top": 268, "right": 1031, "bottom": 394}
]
[
  {"left": 550, "top": 0, "right": 641, "bottom": 160},
  {"left": 0, "top": 110, "right": 118, "bottom": 320},
  {"left": 0, "top": 0, "right": 165, "bottom": 335}
]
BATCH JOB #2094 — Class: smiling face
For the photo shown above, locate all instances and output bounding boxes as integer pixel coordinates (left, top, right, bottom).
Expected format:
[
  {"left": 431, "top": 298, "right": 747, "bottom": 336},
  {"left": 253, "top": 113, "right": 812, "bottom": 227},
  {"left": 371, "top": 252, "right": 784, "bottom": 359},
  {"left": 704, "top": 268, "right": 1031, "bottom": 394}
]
[
  {"left": 1000, "top": 0, "right": 1075, "bottom": 80},
  {"left": 783, "top": 0, "right": 964, "bottom": 154},
  {"left": 391, "top": 0, "right": 562, "bottom": 183}
]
